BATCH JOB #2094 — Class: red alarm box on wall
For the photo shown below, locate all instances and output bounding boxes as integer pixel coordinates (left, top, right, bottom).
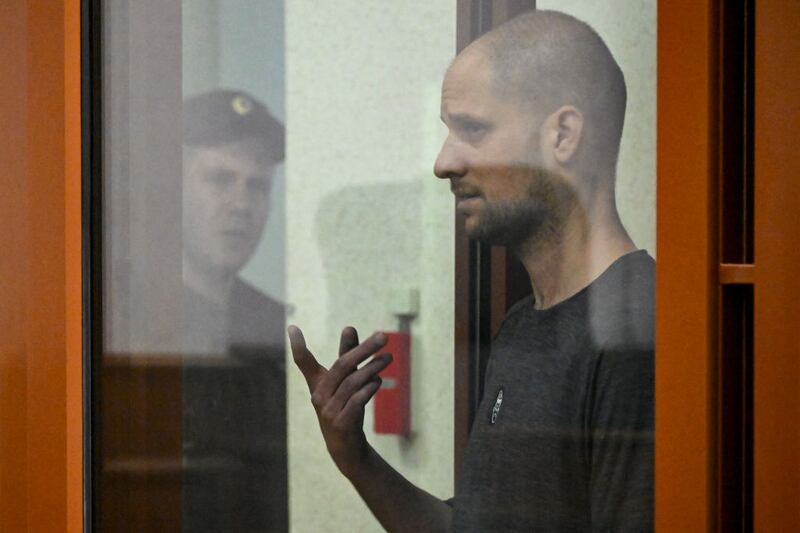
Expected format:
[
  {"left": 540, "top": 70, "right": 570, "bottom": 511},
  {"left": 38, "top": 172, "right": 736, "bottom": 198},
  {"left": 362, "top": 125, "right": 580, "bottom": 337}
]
[{"left": 374, "top": 331, "right": 411, "bottom": 435}]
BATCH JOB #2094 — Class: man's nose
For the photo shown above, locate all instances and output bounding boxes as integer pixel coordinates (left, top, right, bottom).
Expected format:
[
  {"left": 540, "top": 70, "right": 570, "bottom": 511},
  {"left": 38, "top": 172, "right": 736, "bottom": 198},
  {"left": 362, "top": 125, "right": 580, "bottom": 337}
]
[{"left": 433, "top": 136, "right": 467, "bottom": 180}]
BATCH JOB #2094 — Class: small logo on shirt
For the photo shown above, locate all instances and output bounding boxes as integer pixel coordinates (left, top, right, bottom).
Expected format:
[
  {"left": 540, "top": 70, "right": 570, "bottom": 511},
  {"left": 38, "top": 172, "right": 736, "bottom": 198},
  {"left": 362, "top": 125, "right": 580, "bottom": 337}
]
[{"left": 490, "top": 388, "right": 504, "bottom": 425}]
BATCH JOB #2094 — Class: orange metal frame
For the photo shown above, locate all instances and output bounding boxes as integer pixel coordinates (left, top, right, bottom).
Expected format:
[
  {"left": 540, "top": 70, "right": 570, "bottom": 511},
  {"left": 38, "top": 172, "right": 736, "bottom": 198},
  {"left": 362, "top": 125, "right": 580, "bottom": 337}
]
[
  {"left": 656, "top": 0, "right": 717, "bottom": 529},
  {"left": 0, "top": 1, "right": 82, "bottom": 531},
  {"left": 753, "top": 0, "right": 800, "bottom": 528},
  {"left": 658, "top": 0, "right": 800, "bottom": 530},
  {"left": 2, "top": 1, "right": 798, "bottom": 531}
]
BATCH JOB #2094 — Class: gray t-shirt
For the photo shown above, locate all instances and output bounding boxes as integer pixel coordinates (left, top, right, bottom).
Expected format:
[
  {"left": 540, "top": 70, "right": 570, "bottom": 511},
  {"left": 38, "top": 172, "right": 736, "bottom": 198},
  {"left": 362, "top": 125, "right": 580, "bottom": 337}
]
[{"left": 453, "top": 250, "right": 654, "bottom": 532}]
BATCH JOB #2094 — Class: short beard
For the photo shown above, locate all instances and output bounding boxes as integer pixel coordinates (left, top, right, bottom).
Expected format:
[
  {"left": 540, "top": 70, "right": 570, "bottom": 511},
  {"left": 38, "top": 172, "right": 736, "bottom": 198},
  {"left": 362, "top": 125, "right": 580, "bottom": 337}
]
[{"left": 467, "top": 167, "right": 576, "bottom": 251}]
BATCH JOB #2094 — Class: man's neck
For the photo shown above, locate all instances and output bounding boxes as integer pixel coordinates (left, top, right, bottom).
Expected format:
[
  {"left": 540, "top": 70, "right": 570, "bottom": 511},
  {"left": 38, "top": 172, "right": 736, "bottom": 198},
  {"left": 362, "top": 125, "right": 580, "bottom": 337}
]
[
  {"left": 514, "top": 199, "right": 636, "bottom": 310},
  {"left": 183, "top": 254, "right": 236, "bottom": 307}
]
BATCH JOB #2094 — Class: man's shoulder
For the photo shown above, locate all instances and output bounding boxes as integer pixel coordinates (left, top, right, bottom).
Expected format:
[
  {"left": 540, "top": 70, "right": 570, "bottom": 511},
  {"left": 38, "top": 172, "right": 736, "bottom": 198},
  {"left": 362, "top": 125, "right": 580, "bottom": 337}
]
[
  {"left": 587, "top": 250, "right": 655, "bottom": 353},
  {"left": 229, "top": 278, "right": 286, "bottom": 349},
  {"left": 495, "top": 251, "right": 654, "bottom": 346},
  {"left": 231, "top": 278, "right": 285, "bottom": 317}
]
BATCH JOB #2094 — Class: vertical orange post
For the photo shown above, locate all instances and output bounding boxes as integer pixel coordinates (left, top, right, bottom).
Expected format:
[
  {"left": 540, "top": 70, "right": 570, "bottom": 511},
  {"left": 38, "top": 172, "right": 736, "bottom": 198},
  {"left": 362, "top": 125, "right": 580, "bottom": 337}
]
[
  {"left": 0, "top": 1, "right": 31, "bottom": 529},
  {"left": 65, "top": 0, "right": 84, "bottom": 529},
  {"left": 656, "top": 0, "right": 717, "bottom": 530},
  {"left": 0, "top": 1, "right": 83, "bottom": 531},
  {"left": 753, "top": 0, "right": 800, "bottom": 529},
  {"left": 27, "top": 0, "right": 83, "bottom": 531}
]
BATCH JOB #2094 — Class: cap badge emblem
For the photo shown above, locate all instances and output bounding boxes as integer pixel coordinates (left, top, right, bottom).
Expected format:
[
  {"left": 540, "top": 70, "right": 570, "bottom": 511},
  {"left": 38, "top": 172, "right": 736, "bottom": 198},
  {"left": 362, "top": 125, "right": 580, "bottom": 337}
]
[{"left": 231, "top": 95, "right": 253, "bottom": 116}]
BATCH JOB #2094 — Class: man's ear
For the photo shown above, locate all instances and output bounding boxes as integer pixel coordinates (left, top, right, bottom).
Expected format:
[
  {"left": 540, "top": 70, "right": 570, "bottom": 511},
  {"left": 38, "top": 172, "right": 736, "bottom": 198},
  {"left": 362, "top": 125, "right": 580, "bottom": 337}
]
[{"left": 549, "top": 105, "right": 584, "bottom": 165}]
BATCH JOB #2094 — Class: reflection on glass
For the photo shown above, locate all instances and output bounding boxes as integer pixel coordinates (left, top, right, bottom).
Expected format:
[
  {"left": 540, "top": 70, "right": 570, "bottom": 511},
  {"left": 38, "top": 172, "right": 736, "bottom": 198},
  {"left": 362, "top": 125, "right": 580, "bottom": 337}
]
[
  {"left": 181, "top": 90, "right": 287, "bottom": 532},
  {"left": 98, "top": 0, "right": 655, "bottom": 530},
  {"left": 99, "top": 2, "right": 291, "bottom": 530}
]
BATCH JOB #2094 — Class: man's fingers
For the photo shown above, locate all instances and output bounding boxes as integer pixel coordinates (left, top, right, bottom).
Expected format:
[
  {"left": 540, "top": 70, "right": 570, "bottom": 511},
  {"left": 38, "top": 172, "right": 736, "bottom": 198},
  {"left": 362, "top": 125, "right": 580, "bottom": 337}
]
[
  {"left": 335, "top": 378, "right": 382, "bottom": 429},
  {"left": 316, "top": 331, "right": 388, "bottom": 405},
  {"left": 326, "top": 353, "right": 392, "bottom": 414},
  {"left": 330, "top": 331, "right": 387, "bottom": 376},
  {"left": 287, "top": 325, "right": 325, "bottom": 391},
  {"left": 338, "top": 326, "right": 359, "bottom": 357}
]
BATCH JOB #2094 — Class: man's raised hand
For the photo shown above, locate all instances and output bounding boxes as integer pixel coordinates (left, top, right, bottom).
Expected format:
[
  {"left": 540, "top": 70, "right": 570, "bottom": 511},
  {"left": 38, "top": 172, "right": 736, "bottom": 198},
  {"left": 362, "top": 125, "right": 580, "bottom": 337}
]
[{"left": 288, "top": 325, "right": 392, "bottom": 477}]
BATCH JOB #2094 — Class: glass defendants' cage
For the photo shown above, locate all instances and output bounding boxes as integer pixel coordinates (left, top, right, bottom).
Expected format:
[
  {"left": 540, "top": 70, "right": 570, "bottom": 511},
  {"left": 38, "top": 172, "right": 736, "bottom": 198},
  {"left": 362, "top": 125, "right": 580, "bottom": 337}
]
[{"left": 1, "top": 0, "right": 798, "bottom": 531}]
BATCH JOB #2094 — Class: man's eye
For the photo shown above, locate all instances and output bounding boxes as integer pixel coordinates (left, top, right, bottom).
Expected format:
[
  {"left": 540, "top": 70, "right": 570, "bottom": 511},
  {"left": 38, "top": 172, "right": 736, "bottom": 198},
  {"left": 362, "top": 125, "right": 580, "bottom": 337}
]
[{"left": 462, "top": 122, "right": 487, "bottom": 140}]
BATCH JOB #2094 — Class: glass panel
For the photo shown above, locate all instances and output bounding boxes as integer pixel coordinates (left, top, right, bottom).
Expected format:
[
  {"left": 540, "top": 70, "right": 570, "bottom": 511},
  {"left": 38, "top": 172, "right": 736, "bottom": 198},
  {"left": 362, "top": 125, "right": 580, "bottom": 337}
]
[
  {"left": 97, "top": 1, "right": 455, "bottom": 531},
  {"left": 282, "top": 3, "right": 457, "bottom": 532},
  {"left": 96, "top": 1, "right": 655, "bottom": 531}
]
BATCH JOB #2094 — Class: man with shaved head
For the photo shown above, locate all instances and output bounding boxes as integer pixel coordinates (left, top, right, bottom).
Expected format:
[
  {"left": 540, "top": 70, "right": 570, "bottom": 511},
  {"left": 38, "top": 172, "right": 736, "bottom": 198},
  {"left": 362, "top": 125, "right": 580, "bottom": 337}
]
[{"left": 290, "top": 10, "right": 653, "bottom": 531}]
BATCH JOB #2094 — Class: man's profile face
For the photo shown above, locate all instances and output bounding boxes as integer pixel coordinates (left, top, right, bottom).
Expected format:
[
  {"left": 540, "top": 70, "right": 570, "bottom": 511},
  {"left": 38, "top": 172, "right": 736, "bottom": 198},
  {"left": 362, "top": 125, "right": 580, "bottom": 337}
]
[
  {"left": 183, "top": 137, "right": 276, "bottom": 276},
  {"left": 434, "top": 46, "right": 572, "bottom": 246}
]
